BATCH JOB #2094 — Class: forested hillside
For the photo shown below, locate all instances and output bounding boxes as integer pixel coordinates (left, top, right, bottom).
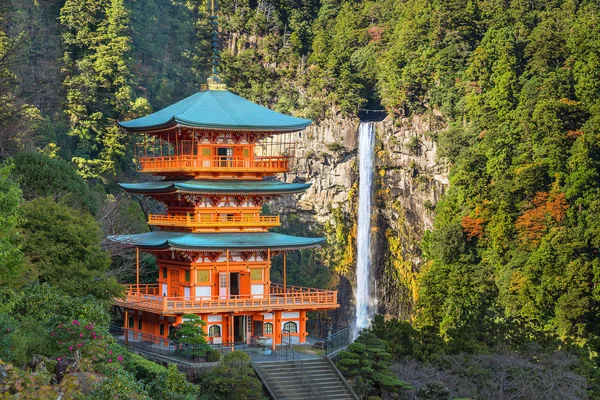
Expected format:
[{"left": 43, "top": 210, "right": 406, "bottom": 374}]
[{"left": 2, "top": 0, "right": 600, "bottom": 398}]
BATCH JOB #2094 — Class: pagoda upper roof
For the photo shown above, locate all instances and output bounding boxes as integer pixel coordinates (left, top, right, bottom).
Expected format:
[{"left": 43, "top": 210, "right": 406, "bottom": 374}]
[
  {"left": 119, "top": 180, "right": 311, "bottom": 195},
  {"left": 108, "top": 231, "right": 325, "bottom": 251},
  {"left": 118, "top": 89, "right": 312, "bottom": 133}
]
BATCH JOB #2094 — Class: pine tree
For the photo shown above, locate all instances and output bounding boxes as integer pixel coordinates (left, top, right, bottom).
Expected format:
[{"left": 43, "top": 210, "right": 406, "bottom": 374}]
[{"left": 60, "top": 0, "right": 150, "bottom": 180}]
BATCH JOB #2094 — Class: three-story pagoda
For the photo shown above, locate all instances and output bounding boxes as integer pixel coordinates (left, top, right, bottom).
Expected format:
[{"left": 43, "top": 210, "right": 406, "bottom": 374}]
[{"left": 111, "top": 76, "right": 339, "bottom": 348}]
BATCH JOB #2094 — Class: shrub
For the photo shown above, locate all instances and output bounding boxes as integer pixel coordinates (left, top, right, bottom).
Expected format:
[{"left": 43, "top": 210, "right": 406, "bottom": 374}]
[
  {"left": 207, "top": 350, "right": 221, "bottom": 362},
  {"left": 146, "top": 364, "right": 199, "bottom": 400},
  {"left": 124, "top": 353, "right": 166, "bottom": 382},
  {"left": 196, "top": 351, "right": 267, "bottom": 399},
  {"left": 88, "top": 367, "right": 148, "bottom": 400},
  {"left": 326, "top": 142, "right": 343, "bottom": 152},
  {"left": 11, "top": 151, "right": 102, "bottom": 215},
  {"left": 337, "top": 332, "right": 411, "bottom": 398}
]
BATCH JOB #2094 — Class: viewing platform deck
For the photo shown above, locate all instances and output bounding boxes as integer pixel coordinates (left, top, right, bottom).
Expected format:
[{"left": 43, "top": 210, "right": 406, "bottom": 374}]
[
  {"left": 115, "top": 283, "right": 338, "bottom": 314},
  {"left": 148, "top": 214, "right": 280, "bottom": 231},
  {"left": 138, "top": 155, "right": 291, "bottom": 177}
]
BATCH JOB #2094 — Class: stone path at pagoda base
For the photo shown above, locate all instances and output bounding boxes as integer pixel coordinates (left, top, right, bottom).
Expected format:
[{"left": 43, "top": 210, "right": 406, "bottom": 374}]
[{"left": 112, "top": 331, "right": 323, "bottom": 364}]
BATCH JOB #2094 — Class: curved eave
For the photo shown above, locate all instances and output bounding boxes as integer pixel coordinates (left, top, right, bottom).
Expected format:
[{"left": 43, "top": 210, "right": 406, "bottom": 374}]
[
  {"left": 107, "top": 232, "right": 326, "bottom": 252},
  {"left": 118, "top": 181, "right": 311, "bottom": 196},
  {"left": 118, "top": 118, "right": 311, "bottom": 134},
  {"left": 117, "top": 90, "right": 312, "bottom": 133}
]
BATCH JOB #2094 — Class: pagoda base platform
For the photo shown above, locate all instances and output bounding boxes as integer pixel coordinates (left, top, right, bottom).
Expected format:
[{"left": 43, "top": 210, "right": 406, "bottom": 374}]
[
  {"left": 116, "top": 283, "right": 338, "bottom": 314},
  {"left": 120, "top": 305, "right": 318, "bottom": 349}
]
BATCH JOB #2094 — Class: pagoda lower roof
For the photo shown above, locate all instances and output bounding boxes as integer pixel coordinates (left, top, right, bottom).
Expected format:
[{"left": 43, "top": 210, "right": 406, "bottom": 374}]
[
  {"left": 108, "top": 231, "right": 325, "bottom": 251},
  {"left": 118, "top": 180, "right": 310, "bottom": 195},
  {"left": 118, "top": 89, "right": 312, "bottom": 133}
]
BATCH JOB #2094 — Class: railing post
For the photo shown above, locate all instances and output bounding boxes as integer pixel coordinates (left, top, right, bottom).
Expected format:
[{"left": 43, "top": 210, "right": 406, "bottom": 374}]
[{"left": 162, "top": 296, "right": 168, "bottom": 312}]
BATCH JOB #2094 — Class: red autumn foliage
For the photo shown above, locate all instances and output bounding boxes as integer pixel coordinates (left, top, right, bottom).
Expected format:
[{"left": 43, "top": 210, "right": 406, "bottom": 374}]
[
  {"left": 462, "top": 204, "right": 489, "bottom": 240},
  {"left": 368, "top": 26, "right": 384, "bottom": 42},
  {"left": 462, "top": 215, "right": 485, "bottom": 240},
  {"left": 566, "top": 130, "right": 583, "bottom": 140},
  {"left": 515, "top": 191, "right": 569, "bottom": 245}
]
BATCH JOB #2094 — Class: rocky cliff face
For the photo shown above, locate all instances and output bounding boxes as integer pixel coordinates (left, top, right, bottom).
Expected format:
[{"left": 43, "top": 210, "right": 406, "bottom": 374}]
[
  {"left": 271, "top": 113, "right": 449, "bottom": 322},
  {"left": 372, "top": 114, "right": 448, "bottom": 320}
]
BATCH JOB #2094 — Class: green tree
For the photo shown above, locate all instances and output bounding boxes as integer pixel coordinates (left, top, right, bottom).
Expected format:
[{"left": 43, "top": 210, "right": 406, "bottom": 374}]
[
  {"left": 0, "top": 283, "right": 111, "bottom": 365},
  {"left": 18, "top": 198, "right": 121, "bottom": 300},
  {"left": 0, "top": 17, "right": 40, "bottom": 156},
  {"left": 168, "top": 314, "right": 208, "bottom": 346},
  {"left": 0, "top": 161, "right": 28, "bottom": 286},
  {"left": 11, "top": 152, "right": 102, "bottom": 215},
  {"left": 60, "top": 0, "right": 150, "bottom": 180},
  {"left": 145, "top": 364, "right": 199, "bottom": 400},
  {"left": 196, "top": 351, "right": 267, "bottom": 400},
  {"left": 336, "top": 332, "right": 411, "bottom": 398}
]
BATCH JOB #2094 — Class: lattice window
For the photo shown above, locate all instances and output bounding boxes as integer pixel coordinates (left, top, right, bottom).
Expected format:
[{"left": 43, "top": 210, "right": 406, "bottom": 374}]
[
  {"left": 209, "top": 325, "right": 221, "bottom": 337},
  {"left": 264, "top": 322, "right": 273, "bottom": 334},
  {"left": 283, "top": 321, "right": 297, "bottom": 333}
]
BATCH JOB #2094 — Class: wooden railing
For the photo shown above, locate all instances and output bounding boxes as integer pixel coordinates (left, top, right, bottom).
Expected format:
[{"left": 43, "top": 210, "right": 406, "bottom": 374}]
[
  {"left": 148, "top": 214, "right": 280, "bottom": 229},
  {"left": 125, "top": 284, "right": 160, "bottom": 295},
  {"left": 115, "top": 284, "right": 338, "bottom": 313},
  {"left": 138, "top": 155, "right": 291, "bottom": 174},
  {"left": 270, "top": 283, "right": 330, "bottom": 295}
]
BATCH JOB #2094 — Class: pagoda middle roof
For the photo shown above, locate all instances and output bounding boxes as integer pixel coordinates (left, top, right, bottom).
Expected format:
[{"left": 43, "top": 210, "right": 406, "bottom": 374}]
[
  {"left": 108, "top": 231, "right": 325, "bottom": 251},
  {"left": 118, "top": 89, "right": 312, "bottom": 133},
  {"left": 119, "top": 180, "right": 311, "bottom": 195}
]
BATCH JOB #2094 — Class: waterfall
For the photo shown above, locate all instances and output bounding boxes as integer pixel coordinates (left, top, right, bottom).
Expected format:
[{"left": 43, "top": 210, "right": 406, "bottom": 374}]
[{"left": 354, "top": 122, "right": 375, "bottom": 338}]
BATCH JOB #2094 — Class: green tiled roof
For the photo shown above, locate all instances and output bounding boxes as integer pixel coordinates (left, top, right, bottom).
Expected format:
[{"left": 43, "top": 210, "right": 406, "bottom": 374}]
[
  {"left": 119, "top": 180, "right": 310, "bottom": 195},
  {"left": 118, "top": 90, "right": 312, "bottom": 132},
  {"left": 108, "top": 232, "right": 325, "bottom": 251}
]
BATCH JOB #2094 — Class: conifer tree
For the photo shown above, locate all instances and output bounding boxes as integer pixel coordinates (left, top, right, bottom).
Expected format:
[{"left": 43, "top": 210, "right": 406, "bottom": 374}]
[{"left": 60, "top": 0, "right": 150, "bottom": 180}]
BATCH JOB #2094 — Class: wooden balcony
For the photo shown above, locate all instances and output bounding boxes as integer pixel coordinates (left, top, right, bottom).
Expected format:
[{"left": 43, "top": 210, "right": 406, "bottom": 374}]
[
  {"left": 115, "top": 284, "right": 339, "bottom": 314},
  {"left": 148, "top": 214, "right": 281, "bottom": 231},
  {"left": 138, "top": 155, "right": 291, "bottom": 178}
]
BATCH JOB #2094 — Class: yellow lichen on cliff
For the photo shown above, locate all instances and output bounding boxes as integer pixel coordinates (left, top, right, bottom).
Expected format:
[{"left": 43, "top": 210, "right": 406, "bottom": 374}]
[{"left": 386, "top": 228, "right": 419, "bottom": 310}]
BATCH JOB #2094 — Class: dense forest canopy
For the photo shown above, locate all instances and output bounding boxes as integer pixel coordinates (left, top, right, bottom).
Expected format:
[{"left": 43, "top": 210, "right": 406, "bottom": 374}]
[{"left": 2, "top": 0, "right": 600, "bottom": 398}]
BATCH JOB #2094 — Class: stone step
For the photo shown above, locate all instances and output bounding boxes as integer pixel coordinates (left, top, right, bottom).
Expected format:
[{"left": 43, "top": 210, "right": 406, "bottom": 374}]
[
  {"left": 261, "top": 370, "right": 339, "bottom": 379},
  {"left": 252, "top": 358, "right": 358, "bottom": 400},
  {"left": 260, "top": 373, "right": 339, "bottom": 381},
  {"left": 270, "top": 382, "right": 347, "bottom": 392}
]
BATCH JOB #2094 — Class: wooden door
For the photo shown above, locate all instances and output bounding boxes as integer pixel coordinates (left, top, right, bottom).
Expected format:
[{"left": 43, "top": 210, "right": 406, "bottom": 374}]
[
  {"left": 230, "top": 273, "right": 240, "bottom": 296},
  {"left": 219, "top": 272, "right": 228, "bottom": 299},
  {"left": 169, "top": 270, "right": 181, "bottom": 297}
]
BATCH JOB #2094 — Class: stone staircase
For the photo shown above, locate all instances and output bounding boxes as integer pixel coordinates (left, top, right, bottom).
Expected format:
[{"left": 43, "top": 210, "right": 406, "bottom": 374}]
[{"left": 253, "top": 358, "right": 358, "bottom": 400}]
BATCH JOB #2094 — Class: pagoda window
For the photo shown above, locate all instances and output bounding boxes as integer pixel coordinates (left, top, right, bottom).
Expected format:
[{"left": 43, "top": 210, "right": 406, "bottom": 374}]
[
  {"left": 138, "top": 319, "right": 142, "bottom": 330},
  {"left": 250, "top": 269, "right": 262, "bottom": 281},
  {"left": 220, "top": 214, "right": 234, "bottom": 222},
  {"left": 128, "top": 316, "right": 134, "bottom": 328},
  {"left": 197, "top": 270, "right": 210, "bottom": 283},
  {"left": 209, "top": 325, "right": 221, "bottom": 337},
  {"left": 283, "top": 322, "right": 297, "bottom": 333},
  {"left": 217, "top": 147, "right": 232, "bottom": 167},
  {"left": 159, "top": 323, "right": 165, "bottom": 336},
  {"left": 162, "top": 268, "right": 167, "bottom": 279},
  {"left": 264, "top": 322, "right": 273, "bottom": 334},
  {"left": 217, "top": 147, "right": 232, "bottom": 156},
  {"left": 185, "top": 270, "right": 190, "bottom": 282}
]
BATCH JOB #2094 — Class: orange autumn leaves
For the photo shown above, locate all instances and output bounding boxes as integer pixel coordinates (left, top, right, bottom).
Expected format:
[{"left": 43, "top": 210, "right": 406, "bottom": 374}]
[
  {"left": 515, "top": 191, "right": 568, "bottom": 246},
  {"left": 462, "top": 211, "right": 486, "bottom": 240},
  {"left": 461, "top": 191, "right": 569, "bottom": 246}
]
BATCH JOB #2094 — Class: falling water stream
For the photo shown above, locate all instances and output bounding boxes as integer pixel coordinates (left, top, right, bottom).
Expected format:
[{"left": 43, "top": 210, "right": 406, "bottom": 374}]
[{"left": 354, "top": 122, "right": 375, "bottom": 338}]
